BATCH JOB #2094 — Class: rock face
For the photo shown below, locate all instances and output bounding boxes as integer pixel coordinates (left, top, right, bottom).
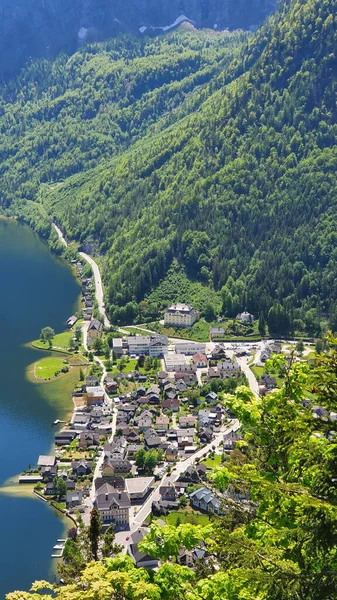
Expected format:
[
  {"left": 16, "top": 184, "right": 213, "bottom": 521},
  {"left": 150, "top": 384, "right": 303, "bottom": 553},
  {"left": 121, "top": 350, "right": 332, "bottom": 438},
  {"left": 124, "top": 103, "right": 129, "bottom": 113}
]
[{"left": 0, "top": 0, "right": 277, "bottom": 77}]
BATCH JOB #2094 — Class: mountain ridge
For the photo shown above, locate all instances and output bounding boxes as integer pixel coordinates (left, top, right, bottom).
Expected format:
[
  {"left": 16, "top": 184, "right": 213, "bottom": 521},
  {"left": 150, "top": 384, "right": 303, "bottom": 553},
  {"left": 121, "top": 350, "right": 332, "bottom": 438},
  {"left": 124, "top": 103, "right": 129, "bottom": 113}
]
[
  {"left": 1, "top": 0, "right": 337, "bottom": 335},
  {"left": 0, "top": 0, "right": 277, "bottom": 77}
]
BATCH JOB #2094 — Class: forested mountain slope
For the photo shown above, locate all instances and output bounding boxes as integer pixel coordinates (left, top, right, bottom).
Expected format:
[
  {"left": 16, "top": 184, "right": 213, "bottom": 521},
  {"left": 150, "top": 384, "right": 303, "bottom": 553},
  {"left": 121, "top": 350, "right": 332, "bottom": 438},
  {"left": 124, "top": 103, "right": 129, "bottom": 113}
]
[
  {"left": 1, "top": 0, "right": 337, "bottom": 333},
  {"left": 0, "top": 29, "right": 245, "bottom": 204},
  {"left": 41, "top": 0, "right": 337, "bottom": 331}
]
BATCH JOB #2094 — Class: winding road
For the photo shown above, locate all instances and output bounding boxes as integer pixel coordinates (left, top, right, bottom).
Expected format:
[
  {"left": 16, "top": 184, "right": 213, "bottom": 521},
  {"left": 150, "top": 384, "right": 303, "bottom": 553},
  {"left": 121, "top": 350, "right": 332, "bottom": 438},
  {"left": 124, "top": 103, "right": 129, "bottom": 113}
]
[{"left": 53, "top": 223, "right": 110, "bottom": 328}]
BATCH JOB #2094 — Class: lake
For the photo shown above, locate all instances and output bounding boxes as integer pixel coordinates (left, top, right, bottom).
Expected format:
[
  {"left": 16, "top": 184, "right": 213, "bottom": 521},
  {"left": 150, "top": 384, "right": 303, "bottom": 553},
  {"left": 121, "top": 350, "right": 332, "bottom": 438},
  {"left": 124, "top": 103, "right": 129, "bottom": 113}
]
[{"left": 0, "top": 219, "right": 80, "bottom": 597}]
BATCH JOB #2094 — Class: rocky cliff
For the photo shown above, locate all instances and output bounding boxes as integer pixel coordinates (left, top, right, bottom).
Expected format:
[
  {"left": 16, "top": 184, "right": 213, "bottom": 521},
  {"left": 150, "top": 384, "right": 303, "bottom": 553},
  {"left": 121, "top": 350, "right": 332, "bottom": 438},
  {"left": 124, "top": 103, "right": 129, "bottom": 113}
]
[{"left": 0, "top": 0, "right": 277, "bottom": 77}]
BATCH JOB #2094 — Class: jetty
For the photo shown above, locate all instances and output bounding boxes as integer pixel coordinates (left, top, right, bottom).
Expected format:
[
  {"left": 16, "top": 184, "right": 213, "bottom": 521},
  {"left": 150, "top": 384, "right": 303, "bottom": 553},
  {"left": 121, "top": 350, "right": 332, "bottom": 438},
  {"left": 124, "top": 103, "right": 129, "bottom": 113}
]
[{"left": 51, "top": 539, "right": 66, "bottom": 558}]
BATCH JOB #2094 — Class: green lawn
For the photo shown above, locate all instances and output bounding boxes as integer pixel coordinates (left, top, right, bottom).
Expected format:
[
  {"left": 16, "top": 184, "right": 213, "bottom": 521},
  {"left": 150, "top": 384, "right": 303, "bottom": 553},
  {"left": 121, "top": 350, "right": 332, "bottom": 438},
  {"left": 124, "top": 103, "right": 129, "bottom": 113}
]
[
  {"left": 110, "top": 358, "right": 158, "bottom": 377},
  {"left": 124, "top": 326, "right": 152, "bottom": 335},
  {"left": 27, "top": 366, "right": 81, "bottom": 416},
  {"left": 69, "top": 354, "right": 89, "bottom": 366},
  {"left": 251, "top": 365, "right": 264, "bottom": 380},
  {"left": 202, "top": 454, "right": 223, "bottom": 468},
  {"left": 251, "top": 364, "right": 284, "bottom": 388},
  {"left": 31, "top": 330, "right": 74, "bottom": 352},
  {"left": 110, "top": 358, "right": 138, "bottom": 374},
  {"left": 34, "top": 357, "right": 68, "bottom": 379},
  {"left": 149, "top": 318, "right": 262, "bottom": 343},
  {"left": 164, "top": 510, "right": 211, "bottom": 526}
]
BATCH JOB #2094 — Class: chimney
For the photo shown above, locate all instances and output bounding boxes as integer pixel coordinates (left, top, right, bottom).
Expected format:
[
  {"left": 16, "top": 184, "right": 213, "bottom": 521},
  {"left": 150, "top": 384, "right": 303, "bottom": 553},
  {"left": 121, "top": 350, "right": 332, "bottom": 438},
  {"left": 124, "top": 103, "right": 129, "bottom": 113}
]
[
  {"left": 118, "top": 493, "right": 121, "bottom": 500},
  {"left": 105, "top": 493, "right": 108, "bottom": 501}
]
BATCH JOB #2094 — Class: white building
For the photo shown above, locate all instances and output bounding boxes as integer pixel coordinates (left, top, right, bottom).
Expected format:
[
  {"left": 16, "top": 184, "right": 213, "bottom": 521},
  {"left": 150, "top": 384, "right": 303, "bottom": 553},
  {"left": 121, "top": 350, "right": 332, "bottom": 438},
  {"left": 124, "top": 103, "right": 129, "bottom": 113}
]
[
  {"left": 236, "top": 311, "right": 254, "bottom": 324},
  {"left": 128, "top": 336, "right": 149, "bottom": 355},
  {"left": 124, "top": 477, "right": 154, "bottom": 501},
  {"left": 217, "top": 360, "right": 240, "bottom": 376},
  {"left": 149, "top": 335, "right": 168, "bottom": 357},
  {"left": 164, "top": 354, "right": 198, "bottom": 373},
  {"left": 210, "top": 327, "right": 225, "bottom": 340},
  {"left": 192, "top": 353, "right": 207, "bottom": 367},
  {"left": 127, "top": 335, "right": 168, "bottom": 357},
  {"left": 164, "top": 304, "right": 199, "bottom": 328},
  {"left": 174, "top": 341, "right": 206, "bottom": 355},
  {"left": 95, "top": 483, "right": 130, "bottom": 527},
  {"left": 112, "top": 338, "right": 123, "bottom": 357}
]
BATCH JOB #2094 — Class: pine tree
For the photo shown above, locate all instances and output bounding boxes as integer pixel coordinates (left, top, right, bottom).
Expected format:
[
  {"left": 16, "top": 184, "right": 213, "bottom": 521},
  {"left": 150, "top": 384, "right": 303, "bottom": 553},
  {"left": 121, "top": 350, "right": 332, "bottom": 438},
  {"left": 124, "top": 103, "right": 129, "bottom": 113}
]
[
  {"left": 258, "top": 312, "right": 266, "bottom": 336},
  {"left": 89, "top": 507, "right": 101, "bottom": 561}
]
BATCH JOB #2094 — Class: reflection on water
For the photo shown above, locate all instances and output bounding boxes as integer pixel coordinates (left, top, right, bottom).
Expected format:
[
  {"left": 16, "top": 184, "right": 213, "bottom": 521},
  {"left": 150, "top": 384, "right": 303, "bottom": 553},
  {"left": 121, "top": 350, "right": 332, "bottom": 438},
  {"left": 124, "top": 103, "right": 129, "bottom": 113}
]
[{"left": 0, "top": 219, "right": 80, "bottom": 597}]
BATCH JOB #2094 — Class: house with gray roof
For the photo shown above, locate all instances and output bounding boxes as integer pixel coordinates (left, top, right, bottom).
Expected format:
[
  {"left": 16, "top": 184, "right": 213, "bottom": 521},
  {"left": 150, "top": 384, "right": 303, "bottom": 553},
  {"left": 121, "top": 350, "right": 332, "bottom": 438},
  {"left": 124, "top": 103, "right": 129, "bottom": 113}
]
[
  {"left": 87, "top": 319, "right": 103, "bottom": 344},
  {"left": 95, "top": 483, "right": 130, "bottom": 528},
  {"left": 66, "top": 491, "right": 83, "bottom": 508},
  {"left": 129, "top": 527, "right": 159, "bottom": 569},
  {"left": 189, "top": 487, "right": 222, "bottom": 514}
]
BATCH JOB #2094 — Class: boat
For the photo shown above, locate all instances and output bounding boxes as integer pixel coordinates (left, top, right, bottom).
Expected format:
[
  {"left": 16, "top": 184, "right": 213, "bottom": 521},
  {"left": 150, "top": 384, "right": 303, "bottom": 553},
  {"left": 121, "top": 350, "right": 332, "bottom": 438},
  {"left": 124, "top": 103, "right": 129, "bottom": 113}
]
[{"left": 52, "top": 419, "right": 66, "bottom": 426}]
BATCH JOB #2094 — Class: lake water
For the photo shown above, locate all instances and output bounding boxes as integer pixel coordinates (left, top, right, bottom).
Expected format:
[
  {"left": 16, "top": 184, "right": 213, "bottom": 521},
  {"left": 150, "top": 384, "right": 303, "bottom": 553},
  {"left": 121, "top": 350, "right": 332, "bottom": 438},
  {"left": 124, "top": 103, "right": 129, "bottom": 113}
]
[{"left": 0, "top": 219, "right": 80, "bottom": 597}]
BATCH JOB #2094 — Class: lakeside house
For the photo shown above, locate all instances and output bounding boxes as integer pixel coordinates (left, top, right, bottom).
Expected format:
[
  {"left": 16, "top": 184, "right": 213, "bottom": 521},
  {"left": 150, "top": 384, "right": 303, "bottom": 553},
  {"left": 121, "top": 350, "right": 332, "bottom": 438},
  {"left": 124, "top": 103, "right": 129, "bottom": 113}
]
[
  {"left": 67, "top": 315, "right": 78, "bottom": 328},
  {"left": 87, "top": 319, "right": 103, "bottom": 345},
  {"left": 95, "top": 483, "right": 131, "bottom": 528},
  {"left": 86, "top": 386, "right": 105, "bottom": 406},
  {"left": 55, "top": 430, "right": 78, "bottom": 446}
]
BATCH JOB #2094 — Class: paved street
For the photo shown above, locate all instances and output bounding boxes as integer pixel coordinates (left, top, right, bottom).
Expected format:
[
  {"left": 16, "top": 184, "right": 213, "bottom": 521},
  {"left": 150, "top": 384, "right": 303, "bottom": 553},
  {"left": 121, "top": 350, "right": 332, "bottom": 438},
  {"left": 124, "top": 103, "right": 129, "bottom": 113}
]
[
  {"left": 235, "top": 355, "right": 259, "bottom": 397},
  {"left": 53, "top": 222, "right": 110, "bottom": 328},
  {"left": 89, "top": 408, "right": 117, "bottom": 503},
  {"left": 53, "top": 223, "right": 67, "bottom": 247},
  {"left": 79, "top": 251, "right": 111, "bottom": 328},
  {"left": 116, "top": 419, "right": 240, "bottom": 547}
]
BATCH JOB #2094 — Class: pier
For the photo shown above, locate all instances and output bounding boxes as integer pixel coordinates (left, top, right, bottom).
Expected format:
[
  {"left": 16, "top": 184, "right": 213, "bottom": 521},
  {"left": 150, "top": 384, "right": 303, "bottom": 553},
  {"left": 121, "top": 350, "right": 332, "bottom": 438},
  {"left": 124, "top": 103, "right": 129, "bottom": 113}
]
[{"left": 51, "top": 539, "right": 66, "bottom": 558}]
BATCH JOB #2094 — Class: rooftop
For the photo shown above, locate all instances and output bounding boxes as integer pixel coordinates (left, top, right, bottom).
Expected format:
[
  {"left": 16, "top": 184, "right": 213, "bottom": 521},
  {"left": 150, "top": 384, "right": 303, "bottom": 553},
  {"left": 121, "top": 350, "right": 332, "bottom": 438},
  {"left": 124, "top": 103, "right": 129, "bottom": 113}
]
[
  {"left": 87, "top": 386, "right": 105, "bottom": 396},
  {"left": 124, "top": 477, "right": 154, "bottom": 494},
  {"left": 164, "top": 354, "right": 189, "bottom": 366},
  {"left": 88, "top": 318, "right": 103, "bottom": 332},
  {"left": 38, "top": 455, "right": 56, "bottom": 467},
  {"left": 166, "top": 303, "right": 195, "bottom": 313},
  {"left": 127, "top": 335, "right": 150, "bottom": 345}
]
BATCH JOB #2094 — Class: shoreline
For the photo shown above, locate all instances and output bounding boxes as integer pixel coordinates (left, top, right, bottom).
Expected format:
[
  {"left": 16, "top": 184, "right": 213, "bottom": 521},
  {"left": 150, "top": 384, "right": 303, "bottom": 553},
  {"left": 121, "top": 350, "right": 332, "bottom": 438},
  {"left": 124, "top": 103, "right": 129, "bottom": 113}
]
[
  {"left": 53, "top": 222, "right": 110, "bottom": 328},
  {"left": 0, "top": 217, "right": 85, "bottom": 596}
]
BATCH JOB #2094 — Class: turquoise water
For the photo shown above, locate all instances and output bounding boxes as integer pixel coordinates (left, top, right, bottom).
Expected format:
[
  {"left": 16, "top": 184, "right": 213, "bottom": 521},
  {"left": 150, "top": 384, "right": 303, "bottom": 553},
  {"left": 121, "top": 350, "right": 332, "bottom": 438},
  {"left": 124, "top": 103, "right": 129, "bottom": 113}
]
[{"left": 0, "top": 219, "right": 80, "bottom": 597}]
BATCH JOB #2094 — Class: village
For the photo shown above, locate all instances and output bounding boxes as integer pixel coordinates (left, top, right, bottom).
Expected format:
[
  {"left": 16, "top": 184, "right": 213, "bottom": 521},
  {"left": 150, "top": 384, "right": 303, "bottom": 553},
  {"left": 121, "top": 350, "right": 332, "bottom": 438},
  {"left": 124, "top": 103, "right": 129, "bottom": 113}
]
[{"left": 23, "top": 257, "right": 318, "bottom": 570}]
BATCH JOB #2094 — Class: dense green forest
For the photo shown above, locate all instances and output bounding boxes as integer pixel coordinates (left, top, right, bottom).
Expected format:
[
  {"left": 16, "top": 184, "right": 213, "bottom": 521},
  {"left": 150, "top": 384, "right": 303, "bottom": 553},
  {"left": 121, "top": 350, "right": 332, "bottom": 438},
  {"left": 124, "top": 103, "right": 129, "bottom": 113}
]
[
  {"left": 8, "top": 340, "right": 337, "bottom": 600},
  {"left": 1, "top": 0, "right": 337, "bottom": 335}
]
